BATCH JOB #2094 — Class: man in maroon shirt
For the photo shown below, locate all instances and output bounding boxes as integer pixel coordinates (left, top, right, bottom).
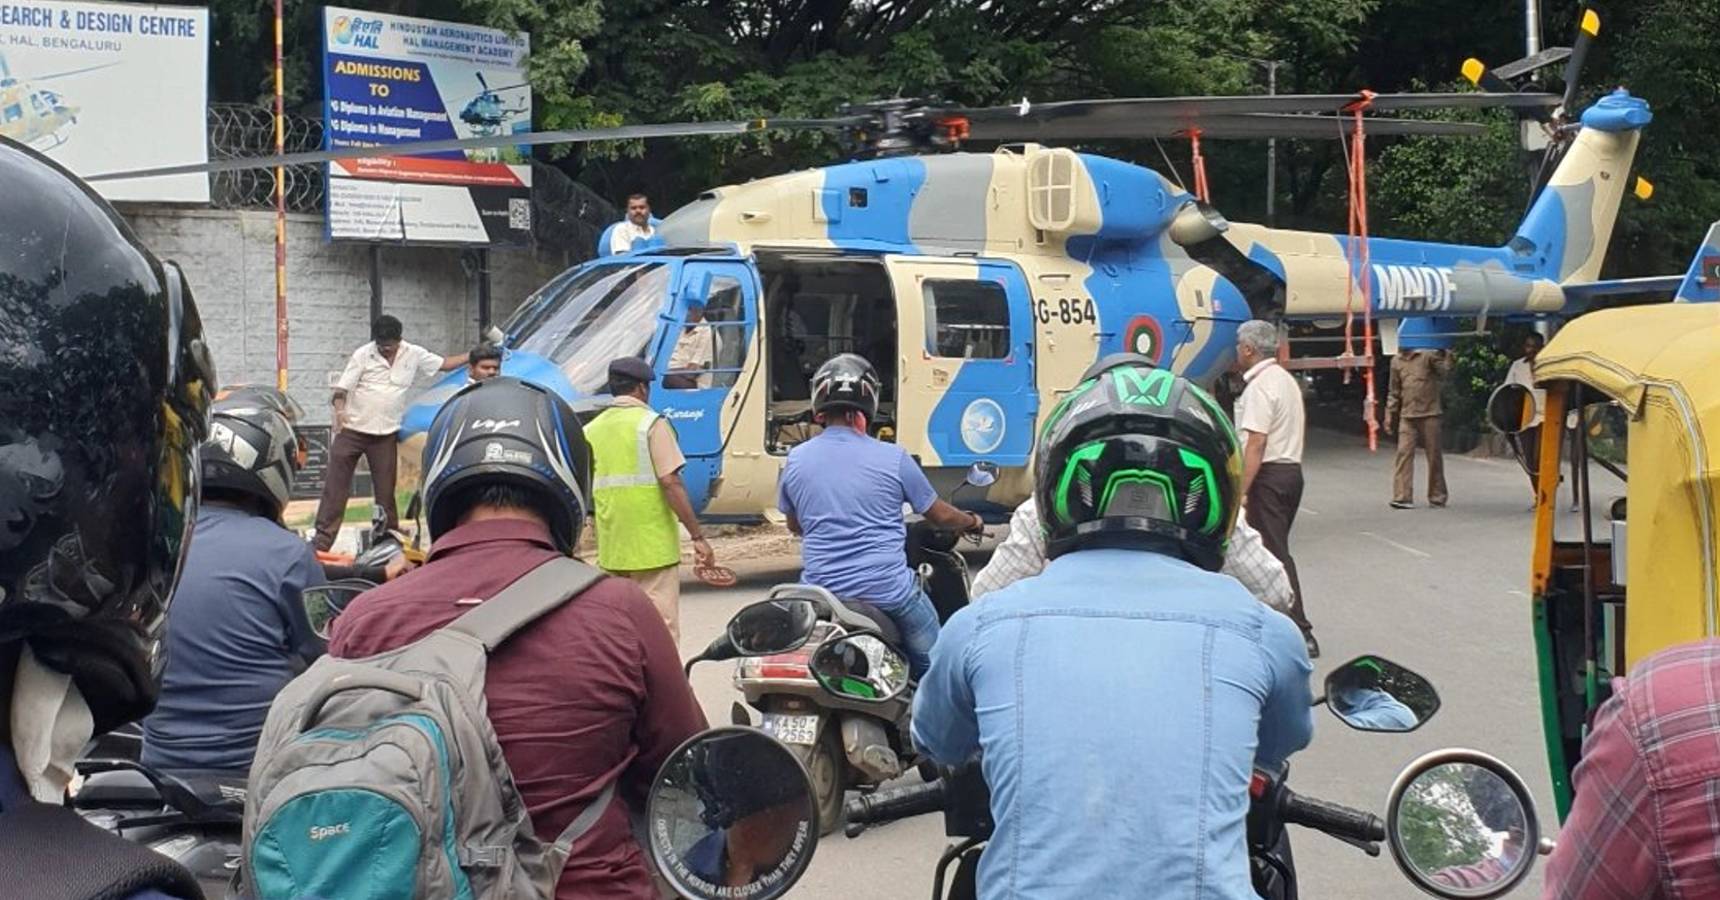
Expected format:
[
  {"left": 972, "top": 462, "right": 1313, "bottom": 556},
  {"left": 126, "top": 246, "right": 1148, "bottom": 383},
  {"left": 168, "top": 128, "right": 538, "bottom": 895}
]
[{"left": 329, "top": 377, "right": 707, "bottom": 899}]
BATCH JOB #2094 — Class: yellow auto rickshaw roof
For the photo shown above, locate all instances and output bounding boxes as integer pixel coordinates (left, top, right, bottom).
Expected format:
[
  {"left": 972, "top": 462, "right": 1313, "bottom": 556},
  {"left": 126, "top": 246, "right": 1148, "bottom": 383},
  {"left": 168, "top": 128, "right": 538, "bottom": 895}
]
[
  {"left": 1534, "top": 302, "right": 1720, "bottom": 663},
  {"left": 1534, "top": 303, "right": 1720, "bottom": 412}
]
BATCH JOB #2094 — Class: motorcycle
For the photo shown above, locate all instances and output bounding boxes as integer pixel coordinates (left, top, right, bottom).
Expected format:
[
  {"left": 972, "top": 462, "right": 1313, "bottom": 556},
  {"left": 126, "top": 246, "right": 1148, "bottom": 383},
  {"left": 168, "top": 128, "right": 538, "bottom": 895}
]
[
  {"left": 680, "top": 462, "right": 994, "bottom": 835},
  {"left": 69, "top": 580, "right": 374, "bottom": 895},
  {"left": 836, "top": 654, "right": 1444, "bottom": 900}
]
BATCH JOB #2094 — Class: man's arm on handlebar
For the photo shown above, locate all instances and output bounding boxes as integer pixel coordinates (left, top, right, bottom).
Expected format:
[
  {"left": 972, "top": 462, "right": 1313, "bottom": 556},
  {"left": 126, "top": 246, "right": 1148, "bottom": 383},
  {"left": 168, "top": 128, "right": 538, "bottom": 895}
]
[
  {"left": 924, "top": 499, "right": 983, "bottom": 535},
  {"left": 909, "top": 609, "right": 981, "bottom": 766},
  {"left": 1255, "top": 611, "right": 1315, "bottom": 769}
]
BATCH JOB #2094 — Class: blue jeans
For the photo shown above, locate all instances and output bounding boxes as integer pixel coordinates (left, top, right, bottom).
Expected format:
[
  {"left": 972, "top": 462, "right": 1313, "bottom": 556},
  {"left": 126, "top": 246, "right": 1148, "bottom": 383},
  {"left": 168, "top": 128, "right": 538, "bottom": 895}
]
[{"left": 887, "top": 587, "right": 941, "bottom": 679}]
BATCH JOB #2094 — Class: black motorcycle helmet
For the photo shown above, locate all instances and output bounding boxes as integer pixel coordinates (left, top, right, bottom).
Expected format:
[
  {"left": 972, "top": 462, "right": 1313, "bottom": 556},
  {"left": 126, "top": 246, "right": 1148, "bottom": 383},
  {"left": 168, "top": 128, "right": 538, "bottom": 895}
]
[
  {"left": 421, "top": 376, "right": 591, "bottom": 553},
  {"left": 0, "top": 137, "right": 216, "bottom": 734},
  {"left": 810, "top": 353, "right": 881, "bottom": 422},
  {"left": 689, "top": 731, "right": 809, "bottom": 830},
  {"left": 203, "top": 404, "right": 299, "bottom": 519},
  {"left": 1035, "top": 357, "right": 1241, "bottom": 570}
]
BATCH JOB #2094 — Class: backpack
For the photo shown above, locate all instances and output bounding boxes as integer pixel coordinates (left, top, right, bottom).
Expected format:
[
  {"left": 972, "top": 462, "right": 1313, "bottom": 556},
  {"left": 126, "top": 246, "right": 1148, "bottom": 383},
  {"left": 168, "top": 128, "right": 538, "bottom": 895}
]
[{"left": 241, "top": 557, "right": 609, "bottom": 900}]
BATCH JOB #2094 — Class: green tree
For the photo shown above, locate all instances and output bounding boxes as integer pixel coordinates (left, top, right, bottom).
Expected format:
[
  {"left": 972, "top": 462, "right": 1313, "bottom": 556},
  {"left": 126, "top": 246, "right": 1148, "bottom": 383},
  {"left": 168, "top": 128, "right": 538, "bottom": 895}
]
[{"left": 1396, "top": 765, "right": 1493, "bottom": 873}]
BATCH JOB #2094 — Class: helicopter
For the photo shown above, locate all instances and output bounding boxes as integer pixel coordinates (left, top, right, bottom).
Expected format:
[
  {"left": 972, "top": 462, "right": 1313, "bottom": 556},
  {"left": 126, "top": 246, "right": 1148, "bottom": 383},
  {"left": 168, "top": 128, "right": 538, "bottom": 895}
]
[
  {"left": 88, "top": 9, "right": 1713, "bottom": 520},
  {"left": 0, "top": 50, "right": 114, "bottom": 149},
  {"left": 458, "top": 71, "right": 529, "bottom": 137}
]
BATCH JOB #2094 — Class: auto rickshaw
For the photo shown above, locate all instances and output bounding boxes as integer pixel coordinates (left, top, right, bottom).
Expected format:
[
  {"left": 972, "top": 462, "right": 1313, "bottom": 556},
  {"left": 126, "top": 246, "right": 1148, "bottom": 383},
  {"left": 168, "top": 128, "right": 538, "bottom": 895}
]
[{"left": 1490, "top": 303, "right": 1720, "bottom": 819}]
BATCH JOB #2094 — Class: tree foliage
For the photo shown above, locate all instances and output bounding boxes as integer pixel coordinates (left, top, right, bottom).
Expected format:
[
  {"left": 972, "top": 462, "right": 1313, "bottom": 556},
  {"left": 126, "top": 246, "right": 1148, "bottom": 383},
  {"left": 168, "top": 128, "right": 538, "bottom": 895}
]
[{"left": 164, "top": 0, "right": 1720, "bottom": 277}]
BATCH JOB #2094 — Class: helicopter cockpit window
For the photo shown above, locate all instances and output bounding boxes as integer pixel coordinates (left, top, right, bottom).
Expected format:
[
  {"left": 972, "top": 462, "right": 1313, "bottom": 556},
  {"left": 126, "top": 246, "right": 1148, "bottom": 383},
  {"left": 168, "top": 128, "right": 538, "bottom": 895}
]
[
  {"left": 3, "top": 104, "right": 21, "bottom": 124},
  {"left": 508, "top": 262, "right": 672, "bottom": 397},
  {"left": 666, "top": 275, "right": 748, "bottom": 390},
  {"left": 924, "top": 280, "right": 1010, "bottom": 360}
]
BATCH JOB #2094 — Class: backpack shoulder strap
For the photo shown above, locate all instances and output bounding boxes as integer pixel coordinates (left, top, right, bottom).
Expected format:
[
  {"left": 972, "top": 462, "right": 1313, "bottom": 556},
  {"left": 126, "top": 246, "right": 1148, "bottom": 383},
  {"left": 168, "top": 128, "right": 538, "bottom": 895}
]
[{"left": 443, "top": 556, "right": 605, "bottom": 651}]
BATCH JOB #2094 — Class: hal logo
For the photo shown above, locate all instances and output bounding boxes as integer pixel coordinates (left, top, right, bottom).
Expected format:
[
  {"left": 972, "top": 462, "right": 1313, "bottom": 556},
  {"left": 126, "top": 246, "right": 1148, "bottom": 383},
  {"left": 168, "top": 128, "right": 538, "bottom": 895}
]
[
  {"left": 332, "top": 15, "right": 383, "bottom": 49},
  {"left": 1373, "top": 264, "right": 1456, "bottom": 312}
]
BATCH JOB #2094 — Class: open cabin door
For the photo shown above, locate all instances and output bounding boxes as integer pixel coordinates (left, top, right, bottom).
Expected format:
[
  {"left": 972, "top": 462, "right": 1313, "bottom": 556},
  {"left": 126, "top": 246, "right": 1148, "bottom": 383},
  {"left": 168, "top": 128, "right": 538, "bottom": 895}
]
[
  {"left": 886, "top": 256, "right": 1038, "bottom": 468},
  {"left": 651, "top": 259, "right": 760, "bottom": 511}
]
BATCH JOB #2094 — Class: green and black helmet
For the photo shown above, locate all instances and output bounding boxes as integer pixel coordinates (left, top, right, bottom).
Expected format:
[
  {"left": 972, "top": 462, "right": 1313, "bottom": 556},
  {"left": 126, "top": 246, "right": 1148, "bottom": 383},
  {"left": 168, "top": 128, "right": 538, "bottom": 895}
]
[{"left": 1035, "top": 356, "right": 1242, "bottom": 570}]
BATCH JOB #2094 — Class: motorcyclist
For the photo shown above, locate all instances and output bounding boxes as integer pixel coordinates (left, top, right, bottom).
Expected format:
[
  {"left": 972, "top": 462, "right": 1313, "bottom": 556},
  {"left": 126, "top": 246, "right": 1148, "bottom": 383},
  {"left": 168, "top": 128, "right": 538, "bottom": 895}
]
[
  {"left": 139, "top": 399, "right": 323, "bottom": 772},
  {"left": 912, "top": 359, "right": 1313, "bottom": 899},
  {"left": 327, "top": 377, "right": 707, "bottom": 899},
  {"left": 682, "top": 731, "right": 811, "bottom": 888},
  {"left": 777, "top": 354, "right": 982, "bottom": 676},
  {"left": 0, "top": 135, "right": 216, "bottom": 897},
  {"left": 1327, "top": 657, "right": 1419, "bottom": 731}
]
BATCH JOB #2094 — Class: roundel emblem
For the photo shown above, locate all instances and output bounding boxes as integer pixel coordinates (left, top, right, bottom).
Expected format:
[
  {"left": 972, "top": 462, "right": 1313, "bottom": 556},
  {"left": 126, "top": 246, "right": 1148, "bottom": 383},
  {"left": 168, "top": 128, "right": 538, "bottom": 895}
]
[
  {"left": 960, "top": 398, "right": 1006, "bottom": 454},
  {"left": 1123, "top": 315, "right": 1164, "bottom": 364}
]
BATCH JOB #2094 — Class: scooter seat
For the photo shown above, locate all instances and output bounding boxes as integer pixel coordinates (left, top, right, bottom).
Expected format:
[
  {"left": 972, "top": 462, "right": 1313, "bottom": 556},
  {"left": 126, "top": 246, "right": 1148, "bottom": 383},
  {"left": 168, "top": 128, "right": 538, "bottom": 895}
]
[
  {"left": 76, "top": 767, "right": 247, "bottom": 813},
  {"left": 838, "top": 599, "right": 903, "bottom": 647}
]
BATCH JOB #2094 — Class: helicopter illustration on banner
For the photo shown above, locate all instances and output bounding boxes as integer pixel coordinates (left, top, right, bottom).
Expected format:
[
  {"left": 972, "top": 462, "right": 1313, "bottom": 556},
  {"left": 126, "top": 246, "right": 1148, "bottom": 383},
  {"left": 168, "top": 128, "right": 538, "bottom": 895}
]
[
  {"left": 458, "top": 72, "right": 529, "bottom": 136},
  {"left": 0, "top": 50, "right": 116, "bottom": 149},
  {"left": 90, "top": 8, "right": 1715, "bottom": 520}
]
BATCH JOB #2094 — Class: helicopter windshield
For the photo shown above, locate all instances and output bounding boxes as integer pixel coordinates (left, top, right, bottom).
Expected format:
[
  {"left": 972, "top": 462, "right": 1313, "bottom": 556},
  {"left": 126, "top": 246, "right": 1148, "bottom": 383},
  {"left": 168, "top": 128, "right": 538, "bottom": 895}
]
[{"left": 505, "top": 261, "right": 672, "bottom": 396}]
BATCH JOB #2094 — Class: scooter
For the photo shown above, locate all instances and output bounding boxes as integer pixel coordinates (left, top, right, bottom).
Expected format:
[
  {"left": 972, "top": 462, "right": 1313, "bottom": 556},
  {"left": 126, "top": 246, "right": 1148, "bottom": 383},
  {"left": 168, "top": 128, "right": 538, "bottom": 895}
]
[
  {"left": 839, "top": 654, "right": 1445, "bottom": 900},
  {"left": 680, "top": 463, "right": 994, "bottom": 835}
]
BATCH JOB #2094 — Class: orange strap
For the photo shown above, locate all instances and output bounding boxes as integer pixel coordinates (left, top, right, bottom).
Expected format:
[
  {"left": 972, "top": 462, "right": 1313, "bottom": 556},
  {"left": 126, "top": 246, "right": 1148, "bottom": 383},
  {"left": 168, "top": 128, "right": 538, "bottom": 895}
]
[
  {"left": 1189, "top": 129, "right": 1210, "bottom": 202},
  {"left": 1342, "top": 92, "right": 1380, "bottom": 451}
]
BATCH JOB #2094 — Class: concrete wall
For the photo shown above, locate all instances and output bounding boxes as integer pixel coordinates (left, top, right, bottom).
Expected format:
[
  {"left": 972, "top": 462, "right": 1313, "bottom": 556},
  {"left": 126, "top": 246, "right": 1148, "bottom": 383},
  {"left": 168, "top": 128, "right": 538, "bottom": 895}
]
[{"left": 119, "top": 205, "right": 577, "bottom": 424}]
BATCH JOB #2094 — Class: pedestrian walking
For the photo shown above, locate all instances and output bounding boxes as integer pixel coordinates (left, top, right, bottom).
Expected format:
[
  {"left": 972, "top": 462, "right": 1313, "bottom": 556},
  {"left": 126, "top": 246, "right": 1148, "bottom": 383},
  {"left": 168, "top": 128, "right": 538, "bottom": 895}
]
[
  {"left": 1385, "top": 347, "right": 1453, "bottom": 509},
  {"left": 586, "top": 357, "right": 716, "bottom": 644},
  {"left": 1233, "top": 320, "right": 1318, "bottom": 657},
  {"left": 313, "top": 315, "right": 467, "bottom": 550}
]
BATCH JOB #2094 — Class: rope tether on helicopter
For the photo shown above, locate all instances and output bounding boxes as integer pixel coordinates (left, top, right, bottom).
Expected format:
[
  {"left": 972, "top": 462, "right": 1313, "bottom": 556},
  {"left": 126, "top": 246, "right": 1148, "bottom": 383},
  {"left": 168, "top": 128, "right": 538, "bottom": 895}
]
[
  {"left": 1341, "top": 90, "right": 1380, "bottom": 452},
  {"left": 1187, "top": 128, "right": 1210, "bottom": 202}
]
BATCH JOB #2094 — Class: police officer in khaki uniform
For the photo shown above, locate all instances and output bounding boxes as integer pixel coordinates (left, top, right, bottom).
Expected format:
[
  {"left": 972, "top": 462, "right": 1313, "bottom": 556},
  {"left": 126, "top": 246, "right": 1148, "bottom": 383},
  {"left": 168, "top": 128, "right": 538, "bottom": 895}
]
[
  {"left": 1386, "top": 348, "right": 1453, "bottom": 509},
  {"left": 585, "top": 357, "right": 716, "bottom": 644}
]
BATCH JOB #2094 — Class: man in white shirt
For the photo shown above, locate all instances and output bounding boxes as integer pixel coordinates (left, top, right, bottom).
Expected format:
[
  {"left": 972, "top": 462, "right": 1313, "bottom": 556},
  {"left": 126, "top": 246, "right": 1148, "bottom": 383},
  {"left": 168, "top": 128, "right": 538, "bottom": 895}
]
[
  {"left": 608, "top": 193, "right": 655, "bottom": 255},
  {"left": 312, "top": 315, "right": 467, "bottom": 550},
  {"left": 1503, "top": 332, "right": 1546, "bottom": 494},
  {"left": 664, "top": 301, "right": 716, "bottom": 390},
  {"left": 1233, "top": 319, "right": 1317, "bottom": 657}
]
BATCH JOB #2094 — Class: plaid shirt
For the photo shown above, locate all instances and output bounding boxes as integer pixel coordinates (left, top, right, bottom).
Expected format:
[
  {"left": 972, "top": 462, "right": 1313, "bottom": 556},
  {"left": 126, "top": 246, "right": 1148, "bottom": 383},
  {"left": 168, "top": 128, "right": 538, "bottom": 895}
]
[
  {"left": 970, "top": 496, "right": 1295, "bottom": 613},
  {"left": 1545, "top": 639, "right": 1720, "bottom": 899}
]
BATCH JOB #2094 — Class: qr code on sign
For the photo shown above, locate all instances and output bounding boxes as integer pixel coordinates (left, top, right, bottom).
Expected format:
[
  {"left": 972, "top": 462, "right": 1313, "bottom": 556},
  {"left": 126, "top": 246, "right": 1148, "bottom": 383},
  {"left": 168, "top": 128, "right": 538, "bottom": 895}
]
[{"left": 508, "top": 198, "right": 532, "bottom": 231}]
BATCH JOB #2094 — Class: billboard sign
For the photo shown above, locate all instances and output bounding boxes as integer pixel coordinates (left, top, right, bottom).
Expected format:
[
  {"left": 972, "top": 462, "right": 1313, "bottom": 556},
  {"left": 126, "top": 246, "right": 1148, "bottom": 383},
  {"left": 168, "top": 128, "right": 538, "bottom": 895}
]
[
  {"left": 1, "top": 1, "right": 209, "bottom": 202},
  {"left": 321, "top": 7, "right": 532, "bottom": 245}
]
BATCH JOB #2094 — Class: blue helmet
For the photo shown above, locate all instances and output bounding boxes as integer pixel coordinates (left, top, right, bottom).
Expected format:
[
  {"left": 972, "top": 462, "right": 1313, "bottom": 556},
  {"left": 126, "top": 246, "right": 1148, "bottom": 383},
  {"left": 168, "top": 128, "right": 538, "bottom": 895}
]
[{"left": 421, "top": 377, "right": 590, "bottom": 552}]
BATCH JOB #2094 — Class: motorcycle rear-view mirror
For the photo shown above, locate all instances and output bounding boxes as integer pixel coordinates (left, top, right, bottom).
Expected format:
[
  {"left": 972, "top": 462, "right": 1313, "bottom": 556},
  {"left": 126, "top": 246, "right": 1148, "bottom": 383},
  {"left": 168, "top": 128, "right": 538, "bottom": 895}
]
[
  {"left": 728, "top": 599, "right": 820, "bottom": 656},
  {"left": 302, "top": 582, "right": 370, "bottom": 640},
  {"left": 1324, "top": 655, "right": 1440, "bottom": 733},
  {"left": 647, "top": 726, "right": 817, "bottom": 900},
  {"left": 810, "top": 634, "right": 910, "bottom": 704},
  {"left": 1486, "top": 383, "right": 1534, "bottom": 436},
  {"left": 1386, "top": 749, "right": 1547, "bottom": 900},
  {"left": 964, "top": 462, "right": 998, "bottom": 488}
]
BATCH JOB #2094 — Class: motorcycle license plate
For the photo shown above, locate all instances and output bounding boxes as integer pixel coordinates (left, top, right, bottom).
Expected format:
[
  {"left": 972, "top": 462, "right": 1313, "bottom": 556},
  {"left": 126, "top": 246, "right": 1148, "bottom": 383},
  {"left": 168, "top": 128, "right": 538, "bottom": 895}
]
[{"left": 761, "top": 713, "right": 820, "bottom": 746}]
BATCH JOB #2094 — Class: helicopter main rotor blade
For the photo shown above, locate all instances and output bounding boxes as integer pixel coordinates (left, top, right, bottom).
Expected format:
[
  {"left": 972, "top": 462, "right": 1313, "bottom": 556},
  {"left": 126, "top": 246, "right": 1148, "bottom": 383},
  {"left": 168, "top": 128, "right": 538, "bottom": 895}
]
[
  {"left": 955, "top": 91, "right": 1557, "bottom": 135},
  {"left": 965, "top": 110, "right": 1485, "bottom": 142},
  {"left": 86, "top": 117, "right": 857, "bottom": 181}
]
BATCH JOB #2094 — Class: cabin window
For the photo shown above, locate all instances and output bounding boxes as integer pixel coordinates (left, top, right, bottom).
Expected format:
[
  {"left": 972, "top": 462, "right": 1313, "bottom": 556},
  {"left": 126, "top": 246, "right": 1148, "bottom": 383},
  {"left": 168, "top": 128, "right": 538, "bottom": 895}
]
[
  {"left": 923, "top": 279, "right": 1010, "bottom": 360},
  {"left": 2, "top": 104, "right": 22, "bottom": 124},
  {"left": 665, "top": 274, "right": 748, "bottom": 390}
]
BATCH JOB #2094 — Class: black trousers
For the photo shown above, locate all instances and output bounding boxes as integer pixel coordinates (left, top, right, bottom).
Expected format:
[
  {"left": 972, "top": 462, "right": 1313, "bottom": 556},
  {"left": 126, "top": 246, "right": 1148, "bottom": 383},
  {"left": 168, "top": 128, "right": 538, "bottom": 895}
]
[
  {"left": 313, "top": 428, "right": 399, "bottom": 550},
  {"left": 1246, "top": 462, "right": 1310, "bottom": 634}
]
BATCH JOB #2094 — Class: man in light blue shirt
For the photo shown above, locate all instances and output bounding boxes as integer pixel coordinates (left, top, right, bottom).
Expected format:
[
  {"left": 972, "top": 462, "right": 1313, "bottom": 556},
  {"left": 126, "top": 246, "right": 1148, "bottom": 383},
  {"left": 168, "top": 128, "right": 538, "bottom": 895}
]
[
  {"left": 913, "top": 358, "right": 1313, "bottom": 899},
  {"left": 778, "top": 354, "right": 982, "bottom": 675}
]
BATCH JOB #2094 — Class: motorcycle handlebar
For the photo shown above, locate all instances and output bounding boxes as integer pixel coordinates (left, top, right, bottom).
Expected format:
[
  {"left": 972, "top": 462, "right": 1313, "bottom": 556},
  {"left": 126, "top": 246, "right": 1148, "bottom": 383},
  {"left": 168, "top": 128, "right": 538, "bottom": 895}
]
[
  {"left": 1280, "top": 790, "right": 1386, "bottom": 845},
  {"left": 843, "top": 779, "right": 948, "bottom": 838}
]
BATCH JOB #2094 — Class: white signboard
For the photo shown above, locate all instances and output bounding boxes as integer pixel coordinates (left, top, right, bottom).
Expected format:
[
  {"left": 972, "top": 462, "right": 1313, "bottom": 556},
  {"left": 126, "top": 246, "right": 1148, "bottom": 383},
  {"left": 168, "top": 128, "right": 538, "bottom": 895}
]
[
  {"left": 321, "top": 7, "right": 531, "bottom": 245},
  {"left": 0, "top": 1, "right": 210, "bottom": 202}
]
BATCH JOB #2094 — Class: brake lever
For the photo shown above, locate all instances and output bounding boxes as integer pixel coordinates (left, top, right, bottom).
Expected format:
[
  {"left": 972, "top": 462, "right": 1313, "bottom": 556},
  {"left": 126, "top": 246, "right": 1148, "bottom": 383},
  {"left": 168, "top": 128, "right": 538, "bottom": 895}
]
[{"left": 1328, "top": 833, "right": 1381, "bottom": 857}]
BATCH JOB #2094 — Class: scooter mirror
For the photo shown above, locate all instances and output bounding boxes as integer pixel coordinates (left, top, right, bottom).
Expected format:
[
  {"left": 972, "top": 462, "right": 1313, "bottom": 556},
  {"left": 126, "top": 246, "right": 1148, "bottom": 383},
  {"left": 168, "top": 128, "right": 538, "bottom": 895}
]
[
  {"left": 964, "top": 462, "right": 999, "bottom": 488},
  {"left": 1324, "top": 655, "right": 1440, "bottom": 733},
  {"left": 1486, "top": 383, "right": 1534, "bottom": 436},
  {"left": 1386, "top": 749, "right": 1541, "bottom": 900},
  {"left": 728, "top": 599, "right": 820, "bottom": 656},
  {"left": 810, "top": 634, "right": 910, "bottom": 703},
  {"left": 647, "top": 726, "right": 818, "bottom": 900},
  {"left": 302, "top": 582, "right": 370, "bottom": 640}
]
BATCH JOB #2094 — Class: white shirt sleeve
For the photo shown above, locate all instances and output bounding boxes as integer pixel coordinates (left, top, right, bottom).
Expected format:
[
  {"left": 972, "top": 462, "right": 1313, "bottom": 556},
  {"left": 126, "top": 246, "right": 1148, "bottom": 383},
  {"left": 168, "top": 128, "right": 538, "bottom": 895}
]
[
  {"left": 335, "top": 348, "right": 364, "bottom": 393},
  {"left": 1222, "top": 516, "right": 1294, "bottom": 614},
  {"left": 410, "top": 343, "right": 445, "bottom": 381},
  {"left": 971, "top": 498, "right": 1047, "bottom": 599}
]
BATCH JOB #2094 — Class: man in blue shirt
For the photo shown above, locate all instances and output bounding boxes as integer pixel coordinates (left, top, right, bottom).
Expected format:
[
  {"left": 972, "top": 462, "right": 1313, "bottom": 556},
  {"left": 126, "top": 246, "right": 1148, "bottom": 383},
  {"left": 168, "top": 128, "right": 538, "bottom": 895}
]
[
  {"left": 142, "top": 401, "right": 323, "bottom": 772},
  {"left": 913, "top": 359, "right": 1314, "bottom": 900},
  {"left": 778, "top": 354, "right": 982, "bottom": 675}
]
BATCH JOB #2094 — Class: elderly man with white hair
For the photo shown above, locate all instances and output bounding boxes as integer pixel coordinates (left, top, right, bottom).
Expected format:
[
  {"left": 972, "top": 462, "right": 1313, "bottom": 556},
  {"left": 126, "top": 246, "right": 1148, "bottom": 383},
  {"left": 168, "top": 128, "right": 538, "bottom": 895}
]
[{"left": 1233, "top": 319, "right": 1318, "bottom": 658}]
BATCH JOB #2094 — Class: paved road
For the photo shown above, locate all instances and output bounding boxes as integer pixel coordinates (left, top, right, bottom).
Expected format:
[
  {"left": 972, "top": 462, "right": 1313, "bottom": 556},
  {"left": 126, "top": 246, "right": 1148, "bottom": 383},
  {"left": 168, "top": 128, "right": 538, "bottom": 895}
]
[{"left": 676, "top": 429, "right": 1570, "bottom": 898}]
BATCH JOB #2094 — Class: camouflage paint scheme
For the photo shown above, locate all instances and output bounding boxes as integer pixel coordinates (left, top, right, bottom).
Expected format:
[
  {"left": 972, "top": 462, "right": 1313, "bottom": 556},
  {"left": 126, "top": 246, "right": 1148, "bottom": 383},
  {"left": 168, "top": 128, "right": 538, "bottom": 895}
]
[{"left": 405, "top": 91, "right": 1663, "bottom": 517}]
